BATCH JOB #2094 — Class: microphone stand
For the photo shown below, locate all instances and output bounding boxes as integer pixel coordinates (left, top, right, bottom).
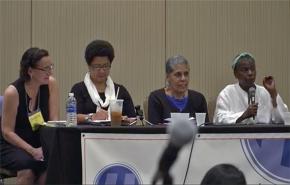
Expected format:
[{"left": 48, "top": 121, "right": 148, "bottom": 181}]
[
  {"left": 138, "top": 112, "right": 153, "bottom": 126},
  {"left": 130, "top": 106, "right": 153, "bottom": 126}
]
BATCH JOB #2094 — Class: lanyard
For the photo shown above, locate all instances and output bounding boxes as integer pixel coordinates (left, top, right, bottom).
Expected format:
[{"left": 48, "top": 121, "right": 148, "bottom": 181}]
[{"left": 25, "top": 90, "right": 40, "bottom": 114}]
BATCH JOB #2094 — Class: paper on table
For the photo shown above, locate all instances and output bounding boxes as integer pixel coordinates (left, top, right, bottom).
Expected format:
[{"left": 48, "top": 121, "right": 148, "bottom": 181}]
[
  {"left": 170, "top": 112, "right": 190, "bottom": 119},
  {"left": 165, "top": 117, "right": 194, "bottom": 122},
  {"left": 45, "top": 120, "right": 67, "bottom": 127},
  {"left": 90, "top": 120, "right": 111, "bottom": 123}
]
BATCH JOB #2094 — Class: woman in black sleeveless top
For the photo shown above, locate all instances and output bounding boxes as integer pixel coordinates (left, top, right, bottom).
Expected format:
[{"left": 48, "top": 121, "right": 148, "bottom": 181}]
[{"left": 0, "top": 48, "right": 59, "bottom": 185}]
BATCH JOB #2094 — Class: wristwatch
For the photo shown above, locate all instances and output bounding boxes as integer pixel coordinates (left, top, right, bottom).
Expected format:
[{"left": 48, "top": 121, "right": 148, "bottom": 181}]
[{"left": 85, "top": 113, "right": 94, "bottom": 122}]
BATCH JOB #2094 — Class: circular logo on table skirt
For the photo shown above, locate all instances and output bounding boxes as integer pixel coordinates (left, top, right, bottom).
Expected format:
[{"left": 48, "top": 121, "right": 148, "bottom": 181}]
[
  {"left": 94, "top": 163, "right": 142, "bottom": 185},
  {"left": 241, "top": 139, "right": 290, "bottom": 184}
]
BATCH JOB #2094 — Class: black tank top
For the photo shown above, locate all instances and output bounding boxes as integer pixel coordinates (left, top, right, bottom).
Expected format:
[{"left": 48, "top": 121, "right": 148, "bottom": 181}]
[{"left": 1, "top": 79, "right": 49, "bottom": 148}]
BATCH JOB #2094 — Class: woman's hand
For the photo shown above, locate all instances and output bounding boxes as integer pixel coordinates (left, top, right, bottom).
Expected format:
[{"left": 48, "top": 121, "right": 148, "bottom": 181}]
[
  {"left": 236, "top": 103, "right": 258, "bottom": 123},
  {"left": 30, "top": 147, "right": 44, "bottom": 161},
  {"left": 92, "top": 109, "right": 108, "bottom": 120},
  {"left": 263, "top": 76, "right": 277, "bottom": 98},
  {"left": 244, "top": 103, "right": 258, "bottom": 118},
  {"left": 122, "top": 116, "right": 137, "bottom": 123},
  {"left": 263, "top": 76, "right": 278, "bottom": 107}
]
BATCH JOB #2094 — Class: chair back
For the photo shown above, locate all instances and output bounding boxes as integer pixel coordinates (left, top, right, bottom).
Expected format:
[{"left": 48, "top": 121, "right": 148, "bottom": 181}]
[
  {"left": 0, "top": 96, "right": 3, "bottom": 117},
  {"left": 143, "top": 97, "right": 148, "bottom": 120},
  {"left": 207, "top": 97, "right": 217, "bottom": 123},
  {"left": 0, "top": 96, "right": 17, "bottom": 181},
  {"left": 0, "top": 96, "right": 3, "bottom": 125}
]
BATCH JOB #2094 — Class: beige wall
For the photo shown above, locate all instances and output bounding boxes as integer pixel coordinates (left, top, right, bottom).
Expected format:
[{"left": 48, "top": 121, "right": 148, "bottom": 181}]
[
  {"left": 1, "top": 0, "right": 289, "bottom": 120},
  {"left": 0, "top": 1, "right": 31, "bottom": 91}
]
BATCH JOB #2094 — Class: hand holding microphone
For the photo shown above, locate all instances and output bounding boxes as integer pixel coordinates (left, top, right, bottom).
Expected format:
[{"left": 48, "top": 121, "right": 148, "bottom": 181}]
[
  {"left": 245, "top": 104, "right": 258, "bottom": 118},
  {"left": 248, "top": 87, "right": 258, "bottom": 120},
  {"left": 244, "top": 87, "right": 258, "bottom": 120},
  {"left": 237, "top": 87, "right": 258, "bottom": 123}
]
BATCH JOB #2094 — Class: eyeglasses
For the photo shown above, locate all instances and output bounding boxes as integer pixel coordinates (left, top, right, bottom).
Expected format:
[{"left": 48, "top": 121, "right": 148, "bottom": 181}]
[
  {"left": 90, "top": 64, "right": 111, "bottom": 71},
  {"left": 33, "top": 64, "right": 54, "bottom": 73}
]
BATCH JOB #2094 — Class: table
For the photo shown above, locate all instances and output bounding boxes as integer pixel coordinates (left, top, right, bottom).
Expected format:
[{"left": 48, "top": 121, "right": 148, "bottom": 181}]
[
  {"left": 40, "top": 125, "right": 166, "bottom": 184},
  {"left": 189, "top": 124, "right": 290, "bottom": 184},
  {"left": 41, "top": 124, "right": 290, "bottom": 184}
]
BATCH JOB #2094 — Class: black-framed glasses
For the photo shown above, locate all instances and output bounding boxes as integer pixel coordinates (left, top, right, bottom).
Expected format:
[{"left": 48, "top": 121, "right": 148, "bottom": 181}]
[
  {"left": 33, "top": 64, "right": 54, "bottom": 73},
  {"left": 90, "top": 64, "right": 111, "bottom": 71}
]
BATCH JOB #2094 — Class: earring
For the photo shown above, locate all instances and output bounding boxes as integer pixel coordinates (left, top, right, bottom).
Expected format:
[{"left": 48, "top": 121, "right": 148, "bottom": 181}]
[{"left": 165, "top": 80, "right": 169, "bottom": 87}]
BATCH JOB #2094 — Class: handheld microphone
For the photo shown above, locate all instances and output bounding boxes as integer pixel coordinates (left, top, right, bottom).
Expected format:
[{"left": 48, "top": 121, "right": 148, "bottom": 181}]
[
  {"left": 152, "top": 118, "right": 198, "bottom": 185},
  {"left": 248, "top": 87, "right": 256, "bottom": 120}
]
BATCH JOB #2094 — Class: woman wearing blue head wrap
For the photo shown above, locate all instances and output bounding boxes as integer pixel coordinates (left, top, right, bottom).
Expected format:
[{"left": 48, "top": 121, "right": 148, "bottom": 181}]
[{"left": 213, "top": 52, "right": 288, "bottom": 124}]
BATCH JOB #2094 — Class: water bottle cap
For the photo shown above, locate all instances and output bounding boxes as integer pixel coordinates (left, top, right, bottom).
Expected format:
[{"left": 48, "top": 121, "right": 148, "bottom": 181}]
[{"left": 69, "top": 92, "right": 74, "bottom": 97}]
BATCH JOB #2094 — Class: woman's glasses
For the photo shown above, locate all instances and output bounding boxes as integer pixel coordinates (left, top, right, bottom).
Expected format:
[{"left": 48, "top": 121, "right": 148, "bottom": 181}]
[
  {"left": 33, "top": 64, "right": 54, "bottom": 73},
  {"left": 90, "top": 64, "right": 111, "bottom": 71}
]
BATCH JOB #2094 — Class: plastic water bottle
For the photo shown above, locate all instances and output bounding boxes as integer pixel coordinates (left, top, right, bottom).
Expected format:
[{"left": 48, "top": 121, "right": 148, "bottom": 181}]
[{"left": 66, "top": 93, "right": 77, "bottom": 126}]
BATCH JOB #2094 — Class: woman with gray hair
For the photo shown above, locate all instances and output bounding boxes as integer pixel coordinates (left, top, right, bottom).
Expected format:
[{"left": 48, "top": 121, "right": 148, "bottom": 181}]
[{"left": 148, "top": 55, "right": 209, "bottom": 125}]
